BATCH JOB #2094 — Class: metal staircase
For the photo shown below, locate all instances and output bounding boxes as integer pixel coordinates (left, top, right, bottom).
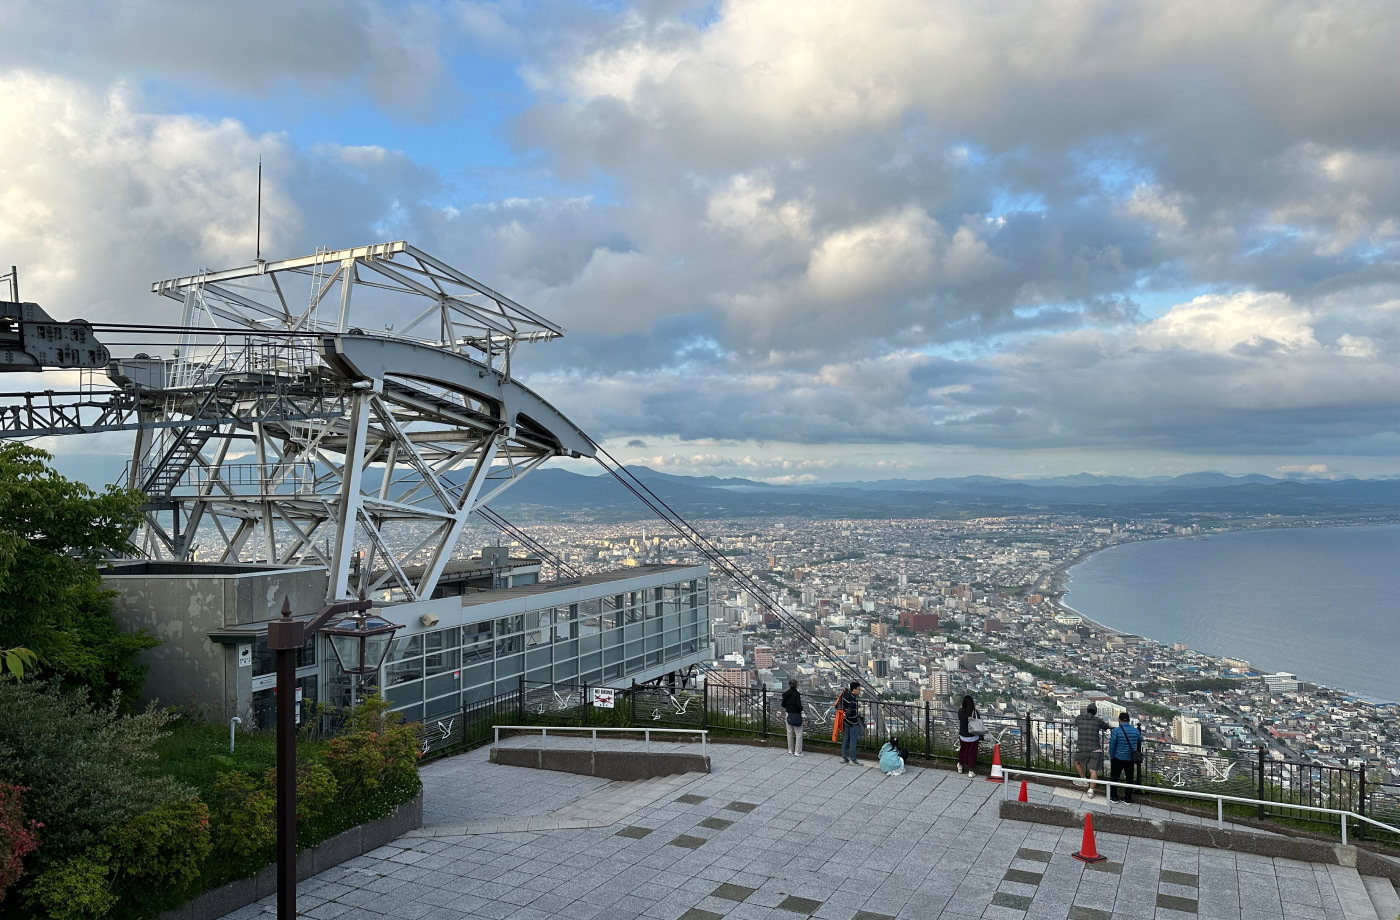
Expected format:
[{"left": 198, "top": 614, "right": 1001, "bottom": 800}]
[{"left": 139, "top": 380, "right": 242, "bottom": 496}]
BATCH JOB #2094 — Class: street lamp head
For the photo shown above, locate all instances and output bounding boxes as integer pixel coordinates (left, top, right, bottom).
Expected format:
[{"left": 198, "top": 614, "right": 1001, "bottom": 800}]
[{"left": 323, "top": 612, "right": 402, "bottom": 676}]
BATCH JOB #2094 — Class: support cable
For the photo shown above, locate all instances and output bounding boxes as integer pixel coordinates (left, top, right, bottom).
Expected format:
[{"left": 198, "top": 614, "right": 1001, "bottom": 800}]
[
  {"left": 472, "top": 505, "right": 578, "bottom": 580},
  {"left": 584, "top": 437, "right": 880, "bottom": 702}
]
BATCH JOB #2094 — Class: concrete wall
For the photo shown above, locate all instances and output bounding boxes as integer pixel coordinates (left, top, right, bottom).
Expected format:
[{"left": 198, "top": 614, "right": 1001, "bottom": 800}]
[
  {"left": 489, "top": 746, "right": 711, "bottom": 780},
  {"left": 102, "top": 563, "right": 327, "bottom": 720}
]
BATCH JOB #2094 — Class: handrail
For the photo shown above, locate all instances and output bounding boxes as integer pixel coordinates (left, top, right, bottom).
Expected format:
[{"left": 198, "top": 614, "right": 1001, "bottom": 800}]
[
  {"left": 1000, "top": 767, "right": 1400, "bottom": 846},
  {"left": 492, "top": 724, "right": 708, "bottom": 757}
]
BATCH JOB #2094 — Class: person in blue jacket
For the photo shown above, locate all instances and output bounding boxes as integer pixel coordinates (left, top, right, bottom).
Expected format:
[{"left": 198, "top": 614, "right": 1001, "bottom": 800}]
[
  {"left": 878, "top": 741, "right": 906, "bottom": 775},
  {"left": 1108, "top": 711, "right": 1143, "bottom": 802}
]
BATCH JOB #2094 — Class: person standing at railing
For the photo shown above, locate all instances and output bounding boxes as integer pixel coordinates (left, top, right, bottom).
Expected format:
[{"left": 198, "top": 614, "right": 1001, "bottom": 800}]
[
  {"left": 1108, "top": 711, "right": 1143, "bottom": 803},
  {"left": 1072, "top": 703, "right": 1111, "bottom": 796},
  {"left": 957, "top": 695, "right": 982, "bottom": 775},
  {"left": 782, "top": 679, "right": 805, "bottom": 757},
  {"left": 836, "top": 682, "right": 864, "bottom": 765}
]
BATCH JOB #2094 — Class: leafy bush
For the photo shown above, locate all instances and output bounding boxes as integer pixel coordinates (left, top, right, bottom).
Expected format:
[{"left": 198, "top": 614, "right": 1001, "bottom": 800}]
[
  {"left": 209, "top": 771, "right": 273, "bottom": 860},
  {"left": 0, "top": 681, "right": 189, "bottom": 873},
  {"left": 0, "top": 783, "right": 40, "bottom": 904},
  {"left": 286, "top": 761, "right": 337, "bottom": 826},
  {"left": 23, "top": 848, "right": 115, "bottom": 920},
  {"left": 106, "top": 797, "right": 211, "bottom": 914},
  {"left": 323, "top": 695, "right": 421, "bottom": 801}
]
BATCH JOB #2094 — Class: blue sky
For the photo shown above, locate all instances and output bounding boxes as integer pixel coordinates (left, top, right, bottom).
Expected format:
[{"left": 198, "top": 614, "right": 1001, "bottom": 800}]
[{"left": 5, "top": 0, "right": 1400, "bottom": 484}]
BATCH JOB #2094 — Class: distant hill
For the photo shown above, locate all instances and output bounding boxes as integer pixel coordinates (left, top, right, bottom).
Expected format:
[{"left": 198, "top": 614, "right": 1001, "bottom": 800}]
[{"left": 483, "top": 466, "right": 1400, "bottom": 521}]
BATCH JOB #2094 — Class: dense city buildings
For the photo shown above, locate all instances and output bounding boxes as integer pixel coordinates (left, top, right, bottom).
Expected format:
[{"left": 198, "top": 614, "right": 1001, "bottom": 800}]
[{"left": 463, "top": 512, "right": 1399, "bottom": 784}]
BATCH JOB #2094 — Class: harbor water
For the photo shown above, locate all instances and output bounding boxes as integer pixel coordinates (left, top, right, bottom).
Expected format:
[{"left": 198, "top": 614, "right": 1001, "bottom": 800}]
[{"left": 1063, "top": 525, "right": 1400, "bottom": 703}]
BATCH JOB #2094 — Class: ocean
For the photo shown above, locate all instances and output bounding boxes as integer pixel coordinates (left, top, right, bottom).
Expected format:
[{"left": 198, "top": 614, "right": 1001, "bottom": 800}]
[{"left": 1062, "top": 525, "right": 1400, "bottom": 703}]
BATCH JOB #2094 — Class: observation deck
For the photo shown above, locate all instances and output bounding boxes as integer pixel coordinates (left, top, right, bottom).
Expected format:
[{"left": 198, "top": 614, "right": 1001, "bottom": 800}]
[{"left": 216, "top": 740, "right": 1400, "bottom": 920}]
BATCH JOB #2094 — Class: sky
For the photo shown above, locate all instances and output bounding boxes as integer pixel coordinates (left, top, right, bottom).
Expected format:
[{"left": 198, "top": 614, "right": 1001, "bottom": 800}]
[{"left": 4, "top": 0, "right": 1400, "bottom": 485}]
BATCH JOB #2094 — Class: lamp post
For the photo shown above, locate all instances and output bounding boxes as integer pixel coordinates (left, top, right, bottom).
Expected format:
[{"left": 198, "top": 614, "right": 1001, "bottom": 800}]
[{"left": 266, "top": 594, "right": 400, "bottom": 920}]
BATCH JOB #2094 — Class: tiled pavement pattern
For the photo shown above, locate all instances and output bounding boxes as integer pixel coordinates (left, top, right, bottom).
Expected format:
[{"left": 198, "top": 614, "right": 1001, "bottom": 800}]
[{"left": 218, "top": 741, "right": 1385, "bottom": 920}]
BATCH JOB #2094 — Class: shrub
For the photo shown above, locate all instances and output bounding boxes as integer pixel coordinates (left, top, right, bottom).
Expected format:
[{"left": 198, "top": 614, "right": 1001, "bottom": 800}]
[
  {"left": 283, "top": 761, "right": 337, "bottom": 826},
  {"left": 209, "top": 771, "right": 273, "bottom": 860},
  {"left": 23, "top": 848, "right": 115, "bottom": 920},
  {"left": 322, "top": 696, "right": 421, "bottom": 801},
  {"left": 0, "top": 681, "right": 189, "bottom": 872},
  {"left": 0, "top": 783, "right": 40, "bottom": 904},
  {"left": 107, "top": 797, "right": 211, "bottom": 912}
]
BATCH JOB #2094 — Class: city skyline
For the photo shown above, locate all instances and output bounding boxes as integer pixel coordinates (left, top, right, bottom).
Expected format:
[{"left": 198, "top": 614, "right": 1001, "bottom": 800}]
[{"left": 5, "top": 1, "right": 1400, "bottom": 483}]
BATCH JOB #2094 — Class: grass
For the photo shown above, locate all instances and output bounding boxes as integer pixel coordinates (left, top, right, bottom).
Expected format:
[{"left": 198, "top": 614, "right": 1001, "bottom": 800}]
[{"left": 152, "top": 719, "right": 329, "bottom": 799}]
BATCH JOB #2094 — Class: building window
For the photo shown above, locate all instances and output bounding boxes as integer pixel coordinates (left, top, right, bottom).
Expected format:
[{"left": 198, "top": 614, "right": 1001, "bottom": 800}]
[
  {"left": 553, "top": 605, "right": 576, "bottom": 641},
  {"left": 463, "top": 621, "right": 492, "bottom": 663},
  {"left": 251, "top": 633, "right": 316, "bottom": 677},
  {"left": 385, "top": 635, "right": 423, "bottom": 687}
]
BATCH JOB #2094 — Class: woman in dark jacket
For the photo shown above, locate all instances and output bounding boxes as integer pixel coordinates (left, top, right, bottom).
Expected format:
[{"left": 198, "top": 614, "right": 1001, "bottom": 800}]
[{"left": 957, "top": 695, "right": 981, "bottom": 775}]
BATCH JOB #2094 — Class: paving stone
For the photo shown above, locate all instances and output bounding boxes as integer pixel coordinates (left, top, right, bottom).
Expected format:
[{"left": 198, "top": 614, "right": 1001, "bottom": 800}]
[
  {"left": 776, "top": 895, "right": 823, "bottom": 914},
  {"left": 671, "top": 834, "right": 709, "bottom": 849},
  {"left": 990, "top": 891, "right": 1033, "bottom": 910},
  {"left": 714, "top": 883, "right": 758, "bottom": 901},
  {"left": 1002, "top": 868, "right": 1044, "bottom": 886},
  {"left": 1157, "top": 892, "right": 1200, "bottom": 913},
  {"left": 214, "top": 741, "right": 1384, "bottom": 920},
  {"left": 1067, "top": 908, "right": 1112, "bottom": 920},
  {"left": 1085, "top": 860, "right": 1123, "bottom": 875}
]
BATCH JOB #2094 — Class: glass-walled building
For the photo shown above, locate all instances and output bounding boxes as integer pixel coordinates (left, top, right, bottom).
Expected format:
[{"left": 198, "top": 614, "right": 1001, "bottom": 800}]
[
  {"left": 100, "top": 558, "right": 709, "bottom": 729},
  {"left": 368, "top": 564, "right": 710, "bottom": 724}
]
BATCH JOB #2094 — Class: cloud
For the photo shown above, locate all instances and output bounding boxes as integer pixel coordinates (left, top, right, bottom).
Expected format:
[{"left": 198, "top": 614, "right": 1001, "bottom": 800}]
[
  {"left": 530, "top": 287, "right": 1400, "bottom": 463},
  {"left": 8, "top": 0, "right": 1400, "bottom": 479},
  {"left": 0, "top": 0, "right": 457, "bottom": 118},
  {"left": 0, "top": 72, "right": 437, "bottom": 325},
  {"left": 1276, "top": 464, "right": 1342, "bottom": 478}
]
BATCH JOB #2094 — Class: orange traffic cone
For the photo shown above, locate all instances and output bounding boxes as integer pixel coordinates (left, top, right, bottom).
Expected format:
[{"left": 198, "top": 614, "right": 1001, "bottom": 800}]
[
  {"left": 1017, "top": 780, "right": 1028, "bottom": 803},
  {"left": 1071, "top": 812, "right": 1107, "bottom": 863},
  {"left": 986, "top": 743, "right": 1004, "bottom": 783}
]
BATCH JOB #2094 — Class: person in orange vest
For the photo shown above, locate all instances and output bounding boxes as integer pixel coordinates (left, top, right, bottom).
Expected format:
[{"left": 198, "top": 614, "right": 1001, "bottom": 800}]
[{"left": 836, "top": 682, "right": 864, "bottom": 764}]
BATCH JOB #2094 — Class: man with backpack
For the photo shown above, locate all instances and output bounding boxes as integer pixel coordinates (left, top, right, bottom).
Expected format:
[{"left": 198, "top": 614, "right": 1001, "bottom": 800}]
[{"left": 1108, "top": 711, "right": 1144, "bottom": 803}]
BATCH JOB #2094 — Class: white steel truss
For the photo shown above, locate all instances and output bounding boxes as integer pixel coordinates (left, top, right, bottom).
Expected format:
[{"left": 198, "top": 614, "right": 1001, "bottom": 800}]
[{"left": 122, "top": 242, "right": 590, "bottom": 601}]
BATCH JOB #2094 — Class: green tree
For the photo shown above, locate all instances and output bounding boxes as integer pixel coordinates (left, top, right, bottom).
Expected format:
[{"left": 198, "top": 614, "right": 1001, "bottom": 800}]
[{"left": 0, "top": 444, "right": 153, "bottom": 700}]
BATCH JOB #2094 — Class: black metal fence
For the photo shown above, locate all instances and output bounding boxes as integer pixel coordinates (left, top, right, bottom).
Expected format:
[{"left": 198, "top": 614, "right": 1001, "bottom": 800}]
[{"left": 410, "top": 677, "right": 1397, "bottom": 845}]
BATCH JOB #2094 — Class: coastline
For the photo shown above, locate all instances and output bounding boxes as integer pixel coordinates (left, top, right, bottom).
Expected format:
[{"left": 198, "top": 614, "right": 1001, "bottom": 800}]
[{"left": 1048, "top": 525, "right": 1400, "bottom": 705}]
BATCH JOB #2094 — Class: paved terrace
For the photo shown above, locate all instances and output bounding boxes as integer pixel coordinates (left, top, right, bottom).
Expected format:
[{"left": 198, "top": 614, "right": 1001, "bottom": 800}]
[{"left": 219, "top": 740, "right": 1395, "bottom": 920}]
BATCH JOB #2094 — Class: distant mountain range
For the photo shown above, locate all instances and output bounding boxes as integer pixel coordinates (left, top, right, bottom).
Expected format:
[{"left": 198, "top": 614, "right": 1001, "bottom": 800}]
[{"left": 483, "top": 467, "right": 1400, "bottom": 521}]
